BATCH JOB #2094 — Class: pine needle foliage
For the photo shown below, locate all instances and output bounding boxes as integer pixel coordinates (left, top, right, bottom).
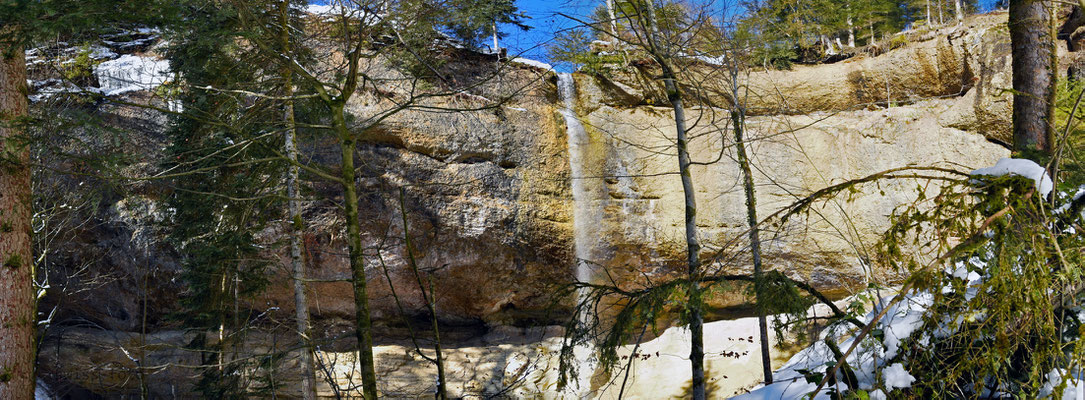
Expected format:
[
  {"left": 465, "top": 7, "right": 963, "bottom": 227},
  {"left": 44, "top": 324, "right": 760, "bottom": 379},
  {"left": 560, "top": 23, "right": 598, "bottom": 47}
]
[
  {"left": 161, "top": 1, "right": 297, "bottom": 396},
  {"left": 864, "top": 172, "right": 1085, "bottom": 398}
]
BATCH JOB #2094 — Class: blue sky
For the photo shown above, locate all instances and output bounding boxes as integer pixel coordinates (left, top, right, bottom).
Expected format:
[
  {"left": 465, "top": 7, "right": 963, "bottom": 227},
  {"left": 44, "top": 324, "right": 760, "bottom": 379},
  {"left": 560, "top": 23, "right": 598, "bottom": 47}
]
[
  {"left": 484, "top": 0, "right": 1005, "bottom": 67},
  {"left": 501, "top": 0, "right": 598, "bottom": 66},
  {"left": 503, "top": 0, "right": 1003, "bottom": 66},
  {"left": 307, "top": 0, "right": 600, "bottom": 68},
  {"left": 310, "top": 0, "right": 1005, "bottom": 68}
]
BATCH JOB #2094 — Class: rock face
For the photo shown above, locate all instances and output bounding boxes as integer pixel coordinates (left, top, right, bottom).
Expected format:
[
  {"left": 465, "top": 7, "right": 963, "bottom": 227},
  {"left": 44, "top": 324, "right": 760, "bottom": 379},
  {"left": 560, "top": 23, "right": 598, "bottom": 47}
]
[
  {"left": 31, "top": 11, "right": 1023, "bottom": 398},
  {"left": 268, "top": 14, "right": 1013, "bottom": 326},
  {"left": 599, "top": 12, "right": 1016, "bottom": 144},
  {"left": 567, "top": 86, "right": 1005, "bottom": 298}
]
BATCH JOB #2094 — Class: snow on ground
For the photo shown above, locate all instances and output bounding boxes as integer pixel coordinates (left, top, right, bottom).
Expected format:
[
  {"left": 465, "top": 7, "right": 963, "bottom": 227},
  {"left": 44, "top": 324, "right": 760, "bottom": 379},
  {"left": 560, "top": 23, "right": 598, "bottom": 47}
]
[
  {"left": 675, "top": 51, "right": 726, "bottom": 66},
  {"left": 972, "top": 157, "right": 1053, "bottom": 197},
  {"left": 27, "top": 80, "right": 102, "bottom": 103},
  {"left": 509, "top": 57, "right": 554, "bottom": 72},
  {"left": 882, "top": 363, "right": 915, "bottom": 389},
  {"left": 95, "top": 55, "right": 171, "bottom": 96},
  {"left": 731, "top": 289, "right": 928, "bottom": 399},
  {"left": 86, "top": 45, "right": 118, "bottom": 60},
  {"left": 35, "top": 379, "right": 53, "bottom": 400},
  {"left": 731, "top": 378, "right": 823, "bottom": 400},
  {"left": 692, "top": 55, "right": 726, "bottom": 65},
  {"left": 1039, "top": 370, "right": 1085, "bottom": 399},
  {"left": 735, "top": 158, "right": 1077, "bottom": 399}
]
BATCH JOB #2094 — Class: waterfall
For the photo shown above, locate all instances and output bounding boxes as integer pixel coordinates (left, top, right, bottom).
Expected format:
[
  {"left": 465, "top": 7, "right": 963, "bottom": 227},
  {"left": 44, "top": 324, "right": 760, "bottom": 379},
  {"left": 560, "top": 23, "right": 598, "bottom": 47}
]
[
  {"left": 556, "top": 72, "right": 598, "bottom": 397},
  {"left": 557, "top": 73, "right": 594, "bottom": 287}
]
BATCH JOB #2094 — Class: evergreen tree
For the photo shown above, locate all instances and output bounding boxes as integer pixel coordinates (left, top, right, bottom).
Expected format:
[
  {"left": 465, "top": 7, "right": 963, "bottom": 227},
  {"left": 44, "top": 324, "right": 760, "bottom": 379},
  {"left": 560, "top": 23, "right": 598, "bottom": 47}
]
[
  {"left": 0, "top": 2, "right": 175, "bottom": 396},
  {"left": 161, "top": 1, "right": 289, "bottom": 395},
  {"left": 273, "top": 0, "right": 319, "bottom": 397},
  {"left": 217, "top": 1, "right": 535, "bottom": 397},
  {"left": 0, "top": 25, "right": 33, "bottom": 400},
  {"left": 443, "top": 0, "right": 530, "bottom": 49}
]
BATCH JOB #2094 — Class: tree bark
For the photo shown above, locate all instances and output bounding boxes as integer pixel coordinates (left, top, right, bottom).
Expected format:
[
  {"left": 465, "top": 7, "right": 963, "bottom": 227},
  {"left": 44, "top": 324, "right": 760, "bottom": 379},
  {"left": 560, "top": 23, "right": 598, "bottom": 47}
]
[
  {"left": 666, "top": 67, "right": 705, "bottom": 400},
  {"left": 1009, "top": 0, "right": 1056, "bottom": 154},
  {"left": 278, "top": 1, "right": 318, "bottom": 397},
  {"left": 927, "top": 0, "right": 932, "bottom": 26},
  {"left": 732, "top": 101, "right": 773, "bottom": 385},
  {"left": 606, "top": 0, "right": 619, "bottom": 38},
  {"left": 286, "top": 68, "right": 318, "bottom": 400},
  {"left": 397, "top": 192, "right": 447, "bottom": 399},
  {"left": 847, "top": 15, "right": 855, "bottom": 47},
  {"left": 669, "top": 70, "right": 704, "bottom": 400},
  {"left": 955, "top": 0, "right": 964, "bottom": 22},
  {"left": 939, "top": 0, "right": 945, "bottom": 25},
  {"left": 0, "top": 41, "right": 34, "bottom": 400},
  {"left": 337, "top": 115, "right": 379, "bottom": 399},
  {"left": 643, "top": 2, "right": 705, "bottom": 398}
]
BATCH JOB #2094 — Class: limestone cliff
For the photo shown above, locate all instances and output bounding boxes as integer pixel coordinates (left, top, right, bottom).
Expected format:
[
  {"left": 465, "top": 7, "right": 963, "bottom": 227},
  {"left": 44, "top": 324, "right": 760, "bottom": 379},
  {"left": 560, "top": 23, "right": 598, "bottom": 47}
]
[{"left": 29, "top": 11, "right": 1027, "bottom": 398}]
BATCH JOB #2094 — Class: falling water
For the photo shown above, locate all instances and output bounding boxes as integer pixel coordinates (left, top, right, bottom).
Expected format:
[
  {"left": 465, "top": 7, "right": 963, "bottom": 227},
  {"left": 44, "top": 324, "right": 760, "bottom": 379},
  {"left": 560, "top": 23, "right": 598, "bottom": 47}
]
[
  {"left": 557, "top": 73, "right": 594, "bottom": 287},
  {"left": 556, "top": 72, "right": 598, "bottom": 397}
]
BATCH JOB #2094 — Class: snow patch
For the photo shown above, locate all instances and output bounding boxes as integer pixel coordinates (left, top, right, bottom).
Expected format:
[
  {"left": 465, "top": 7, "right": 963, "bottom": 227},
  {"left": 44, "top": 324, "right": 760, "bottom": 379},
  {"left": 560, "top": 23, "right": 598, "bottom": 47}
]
[
  {"left": 95, "top": 55, "right": 171, "bottom": 96},
  {"left": 731, "top": 378, "right": 824, "bottom": 400},
  {"left": 882, "top": 363, "right": 915, "bottom": 390},
  {"left": 739, "top": 290, "right": 931, "bottom": 399},
  {"left": 35, "top": 379, "right": 53, "bottom": 400},
  {"left": 971, "top": 158, "right": 1053, "bottom": 197},
  {"left": 87, "top": 45, "right": 118, "bottom": 60},
  {"left": 510, "top": 57, "right": 554, "bottom": 72},
  {"left": 692, "top": 54, "right": 726, "bottom": 65},
  {"left": 28, "top": 80, "right": 102, "bottom": 103},
  {"left": 880, "top": 293, "right": 931, "bottom": 359},
  {"left": 1039, "top": 369, "right": 1085, "bottom": 399}
]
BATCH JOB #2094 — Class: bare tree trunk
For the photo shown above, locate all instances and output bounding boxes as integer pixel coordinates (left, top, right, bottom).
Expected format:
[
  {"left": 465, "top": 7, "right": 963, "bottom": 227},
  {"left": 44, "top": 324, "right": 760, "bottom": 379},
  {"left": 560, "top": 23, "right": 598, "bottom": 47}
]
[
  {"left": 278, "top": 2, "right": 318, "bottom": 398},
  {"left": 0, "top": 41, "right": 34, "bottom": 400},
  {"left": 847, "top": 15, "right": 855, "bottom": 47},
  {"left": 1009, "top": 0, "right": 1056, "bottom": 154},
  {"left": 339, "top": 136, "right": 378, "bottom": 399},
  {"left": 218, "top": 272, "right": 227, "bottom": 373},
  {"left": 939, "top": 0, "right": 945, "bottom": 25},
  {"left": 729, "top": 82, "right": 772, "bottom": 385},
  {"left": 286, "top": 70, "right": 318, "bottom": 400},
  {"left": 927, "top": 0, "right": 932, "bottom": 26},
  {"left": 666, "top": 65, "right": 705, "bottom": 400},
  {"left": 606, "top": 0, "right": 619, "bottom": 38},
  {"left": 397, "top": 191, "right": 447, "bottom": 399},
  {"left": 821, "top": 35, "right": 836, "bottom": 55},
  {"left": 642, "top": 2, "right": 705, "bottom": 398},
  {"left": 955, "top": 0, "right": 964, "bottom": 22},
  {"left": 426, "top": 277, "right": 447, "bottom": 400}
]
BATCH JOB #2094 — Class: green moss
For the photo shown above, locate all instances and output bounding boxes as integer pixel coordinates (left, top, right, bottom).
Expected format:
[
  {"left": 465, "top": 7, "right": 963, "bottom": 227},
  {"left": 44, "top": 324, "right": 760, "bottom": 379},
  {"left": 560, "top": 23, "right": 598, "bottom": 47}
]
[
  {"left": 887, "top": 35, "right": 910, "bottom": 51},
  {"left": 4, "top": 253, "right": 22, "bottom": 269},
  {"left": 63, "top": 45, "right": 101, "bottom": 84}
]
